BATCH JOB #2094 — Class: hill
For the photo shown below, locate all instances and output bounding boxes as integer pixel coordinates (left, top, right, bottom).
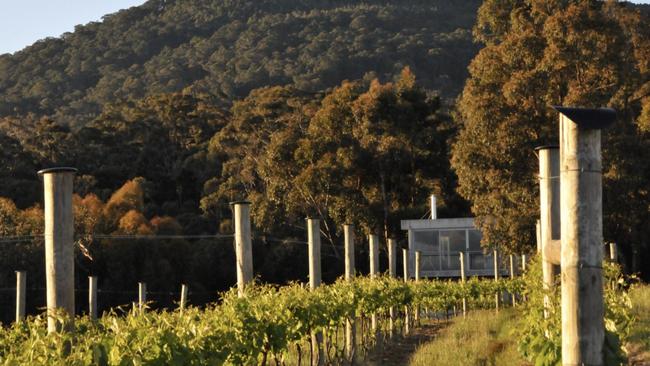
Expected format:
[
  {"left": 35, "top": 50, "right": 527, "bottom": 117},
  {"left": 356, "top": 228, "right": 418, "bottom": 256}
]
[{"left": 0, "top": 0, "right": 482, "bottom": 128}]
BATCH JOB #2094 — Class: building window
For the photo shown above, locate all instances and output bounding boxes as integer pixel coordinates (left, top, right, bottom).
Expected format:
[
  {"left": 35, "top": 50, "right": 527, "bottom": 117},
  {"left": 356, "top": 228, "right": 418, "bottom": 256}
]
[{"left": 439, "top": 230, "right": 465, "bottom": 270}]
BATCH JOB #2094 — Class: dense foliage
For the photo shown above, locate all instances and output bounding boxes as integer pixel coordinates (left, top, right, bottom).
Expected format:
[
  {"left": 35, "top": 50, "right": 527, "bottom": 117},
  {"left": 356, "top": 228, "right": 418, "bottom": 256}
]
[
  {"left": 451, "top": 0, "right": 650, "bottom": 272},
  {"left": 202, "top": 68, "right": 465, "bottom": 246},
  {"left": 517, "top": 258, "right": 633, "bottom": 365},
  {"left": 0, "top": 70, "right": 466, "bottom": 322},
  {"left": 0, "top": 0, "right": 481, "bottom": 129},
  {"left": 0, "top": 267, "right": 635, "bottom": 365},
  {"left": 0, "top": 276, "right": 520, "bottom": 365}
]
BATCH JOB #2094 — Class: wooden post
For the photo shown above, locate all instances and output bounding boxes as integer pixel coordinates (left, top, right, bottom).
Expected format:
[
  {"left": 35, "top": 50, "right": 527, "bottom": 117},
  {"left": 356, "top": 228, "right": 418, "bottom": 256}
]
[
  {"left": 536, "top": 220, "right": 542, "bottom": 254},
  {"left": 89, "top": 276, "right": 98, "bottom": 320},
  {"left": 344, "top": 224, "right": 355, "bottom": 360},
  {"left": 388, "top": 238, "right": 397, "bottom": 277},
  {"left": 609, "top": 243, "right": 617, "bottom": 263},
  {"left": 403, "top": 249, "right": 410, "bottom": 334},
  {"left": 521, "top": 254, "right": 528, "bottom": 302},
  {"left": 231, "top": 201, "right": 253, "bottom": 297},
  {"left": 537, "top": 145, "right": 561, "bottom": 320},
  {"left": 414, "top": 251, "right": 421, "bottom": 323},
  {"left": 369, "top": 233, "right": 380, "bottom": 336},
  {"left": 460, "top": 252, "right": 467, "bottom": 317},
  {"left": 493, "top": 249, "right": 499, "bottom": 312},
  {"left": 138, "top": 282, "right": 147, "bottom": 311},
  {"left": 509, "top": 254, "right": 516, "bottom": 307},
  {"left": 308, "top": 218, "right": 324, "bottom": 366},
  {"left": 39, "top": 167, "right": 77, "bottom": 333},
  {"left": 415, "top": 251, "right": 421, "bottom": 282},
  {"left": 369, "top": 234, "right": 379, "bottom": 278},
  {"left": 15, "top": 271, "right": 26, "bottom": 322},
  {"left": 556, "top": 106, "right": 614, "bottom": 366},
  {"left": 308, "top": 219, "right": 322, "bottom": 289},
  {"left": 180, "top": 284, "right": 188, "bottom": 312},
  {"left": 344, "top": 224, "right": 355, "bottom": 280},
  {"left": 385, "top": 237, "right": 399, "bottom": 344},
  {"left": 403, "top": 248, "right": 410, "bottom": 280}
]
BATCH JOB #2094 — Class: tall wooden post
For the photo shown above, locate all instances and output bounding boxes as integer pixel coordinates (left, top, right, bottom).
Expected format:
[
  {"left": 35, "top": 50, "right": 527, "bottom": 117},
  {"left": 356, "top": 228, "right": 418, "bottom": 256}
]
[
  {"left": 15, "top": 271, "right": 26, "bottom": 322},
  {"left": 308, "top": 219, "right": 322, "bottom": 289},
  {"left": 344, "top": 225, "right": 355, "bottom": 280},
  {"left": 138, "top": 282, "right": 147, "bottom": 311},
  {"left": 403, "top": 249, "right": 410, "bottom": 334},
  {"left": 369, "top": 234, "right": 379, "bottom": 278},
  {"left": 414, "top": 251, "right": 421, "bottom": 281},
  {"left": 369, "top": 234, "right": 380, "bottom": 335},
  {"left": 509, "top": 254, "right": 516, "bottom": 307},
  {"left": 536, "top": 220, "right": 542, "bottom": 254},
  {"left": 521, "top": 254, "right": 527, "bottom": 302},
  {"left": 609, "top": 243, "right": 617, "bottom": 263},
  {"left": 89, "top": 276, "right": 98, "bottom": 320},
  {"left": 403, "top": 248, "right": 410, "bottom": 280},
  {"left": 308, "top": 218, "right": 324, "bottom": 366},
  {"left": 388, "top": 238, "right": 397, "bottom": 277},
  {"left": 388, "top": 238, "right": 397, "bottom": 337},
  {"left": 232, "top": 201, "right": 253, "bottom": 297},
  {"left": 556, "top": 106, "right": 614, "bottom": 366},
  {"left": 493, "top": 249, "right": 499, "bottom": 312},
  {"left": 39, "top": 167, "right": 77, "bottom": 333},
  {"left": 344, "top": 224, "right": 356, "bottom": 360},
  {"left": 537, "top": 145, "right": 561, "bottom": 319},
  {"left": 460, "top": 252, "right": 467, "bottom": 317},
  {"left": 414, "top": 251, "right": 421, "bottom": 323},
  {"left": 180, "top": 284, "right": 188, "bottom": 312}
]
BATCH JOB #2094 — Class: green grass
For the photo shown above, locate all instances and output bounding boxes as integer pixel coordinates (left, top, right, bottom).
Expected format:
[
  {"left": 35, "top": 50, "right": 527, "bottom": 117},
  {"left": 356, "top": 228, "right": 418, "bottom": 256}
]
[
  {"left": 628, "top": 283, "right": 650, "bottom": 353},
  {"left": 408, "top": 309, "right": 528, "bottom": 366},
  {"left": 407, "top": 283, "right": 650, "bottom": 366}
]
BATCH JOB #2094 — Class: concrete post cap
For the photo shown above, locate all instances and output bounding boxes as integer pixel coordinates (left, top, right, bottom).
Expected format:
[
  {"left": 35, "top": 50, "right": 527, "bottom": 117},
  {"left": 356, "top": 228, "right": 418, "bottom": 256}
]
[
  {"left": 551, "top": 106, "right": 616, "bottom": 129},
  {"left": 37, "top": 167, "right": 78, "bottom": 176},
  {"left": 534, "top": 145, "right": 559, "bottom": 151},
  {"left": 229, "top": 200, "right": 251, "bottom": 206}
]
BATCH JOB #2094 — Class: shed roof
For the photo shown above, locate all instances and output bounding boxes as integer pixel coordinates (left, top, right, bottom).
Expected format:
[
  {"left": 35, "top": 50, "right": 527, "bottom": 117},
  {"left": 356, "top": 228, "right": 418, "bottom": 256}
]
[{"left": 400, "top": 217, "right": 476, "bottom": 230}]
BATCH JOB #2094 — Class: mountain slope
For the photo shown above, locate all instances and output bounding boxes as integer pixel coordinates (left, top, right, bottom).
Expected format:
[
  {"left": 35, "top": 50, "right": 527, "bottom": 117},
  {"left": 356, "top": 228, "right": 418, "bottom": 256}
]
[{"left": 0, "top": 0, "right": 481, "bottom": 128}]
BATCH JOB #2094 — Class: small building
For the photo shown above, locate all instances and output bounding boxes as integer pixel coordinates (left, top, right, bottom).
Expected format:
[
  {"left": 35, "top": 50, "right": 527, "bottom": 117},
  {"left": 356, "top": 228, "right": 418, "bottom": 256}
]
[{"left": 401, "top": 196, "right": 506, "bottom": 278}]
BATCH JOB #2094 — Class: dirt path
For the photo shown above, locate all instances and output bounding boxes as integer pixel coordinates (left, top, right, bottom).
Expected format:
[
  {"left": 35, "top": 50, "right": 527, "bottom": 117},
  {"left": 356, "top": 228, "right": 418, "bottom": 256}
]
[
  {"left": 628, "top": 343, "right": 650, "bottom": 366},
  {"left": 361, "top": 321, "right": 448, "bottom": 366}
]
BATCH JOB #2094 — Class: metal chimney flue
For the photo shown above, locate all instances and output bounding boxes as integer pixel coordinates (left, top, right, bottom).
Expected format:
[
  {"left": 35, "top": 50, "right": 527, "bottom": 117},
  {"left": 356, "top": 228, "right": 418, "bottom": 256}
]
[{"left": 430, "top": 195, "right": 437, "bottom": 220}]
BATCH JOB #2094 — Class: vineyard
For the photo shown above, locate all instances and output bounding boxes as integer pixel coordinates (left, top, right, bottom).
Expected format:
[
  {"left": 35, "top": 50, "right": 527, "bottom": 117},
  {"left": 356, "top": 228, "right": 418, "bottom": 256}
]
[
  {"left": 0, "top": 259, "right": 635, "bottom": 365},
  {"left": 2, "top": 0, "right": 650, "bottom": 365}
]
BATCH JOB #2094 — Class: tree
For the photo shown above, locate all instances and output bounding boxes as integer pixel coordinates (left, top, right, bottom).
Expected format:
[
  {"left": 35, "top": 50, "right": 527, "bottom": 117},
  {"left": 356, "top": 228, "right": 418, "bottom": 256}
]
[
  {"left": 201, "top": 85, "right": 318, "bottom": 238},
  {"left": 75, "top": 92, "right": 227, "bottom": 218},
  {"left": 452, "top": 0, "right": 650, "bottom": 264},
  {"left": 0, "top": 131, "right": 38, "bottom": 207},
  {"left": 205, "top": 69, "right": 459, "bottom": 249},
  {"left": 296, "top": 68, "right": 455, "bottom": 242}
]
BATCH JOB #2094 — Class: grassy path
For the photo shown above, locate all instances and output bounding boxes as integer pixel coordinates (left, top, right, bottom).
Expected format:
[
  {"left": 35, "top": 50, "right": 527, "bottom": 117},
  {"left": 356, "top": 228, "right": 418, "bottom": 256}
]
[
  {"left": 362, "top": 321, "right": 449, "bottom": 366},
  {"left": 370, "top": 284, "right": 650, "bottom": 366},
  {"left": 405, "top": 309, "right": 527, "bottom": 366},
  {"left": 628, "top": 284, "right": 650, "bottom": 366}
]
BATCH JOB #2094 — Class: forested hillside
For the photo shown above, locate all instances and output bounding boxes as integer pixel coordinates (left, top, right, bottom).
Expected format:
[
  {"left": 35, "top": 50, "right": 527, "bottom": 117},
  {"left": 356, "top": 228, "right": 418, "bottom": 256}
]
[
  {"left": 2, "top": 0, "right": 649, "bottom": 325},
  {"left": 0, "top": 1, "right": 480, "bottom": 305},
  {"left": 0, "top": 0, "right": 481, "bottom": 129}
]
